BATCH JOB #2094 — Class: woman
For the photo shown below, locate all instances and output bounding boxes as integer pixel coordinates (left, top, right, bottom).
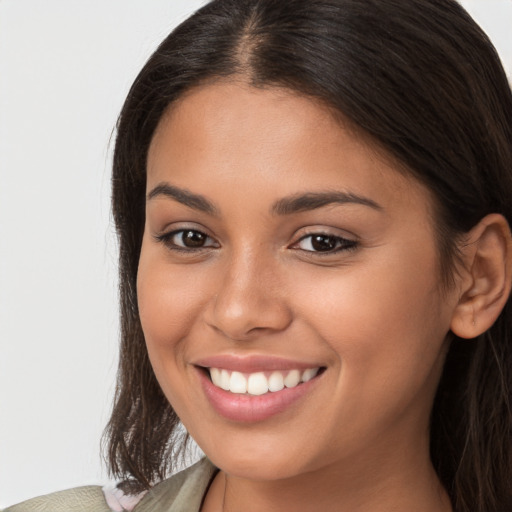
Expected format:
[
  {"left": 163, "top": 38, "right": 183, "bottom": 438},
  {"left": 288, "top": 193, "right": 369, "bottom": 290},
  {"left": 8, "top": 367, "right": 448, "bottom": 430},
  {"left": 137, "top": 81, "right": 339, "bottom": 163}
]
[{"left": 6, "top": 0, "right": 512, "bottom": 511}]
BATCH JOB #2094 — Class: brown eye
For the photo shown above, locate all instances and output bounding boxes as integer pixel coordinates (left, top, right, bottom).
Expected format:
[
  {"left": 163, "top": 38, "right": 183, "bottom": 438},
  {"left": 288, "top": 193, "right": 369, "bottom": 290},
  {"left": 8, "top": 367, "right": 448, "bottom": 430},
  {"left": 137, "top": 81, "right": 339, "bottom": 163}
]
[
  {"left": 156, "top": 229, "right": 218, "bottom": 251},
  {"left": 295, "top": 233, "right": 358, "bottom": 254},
  {"left": 310, "top": 235, "right": 338, "bottom": 252},
  {"left": 180, "top": 230, "right": 208, "bottom": 248}
]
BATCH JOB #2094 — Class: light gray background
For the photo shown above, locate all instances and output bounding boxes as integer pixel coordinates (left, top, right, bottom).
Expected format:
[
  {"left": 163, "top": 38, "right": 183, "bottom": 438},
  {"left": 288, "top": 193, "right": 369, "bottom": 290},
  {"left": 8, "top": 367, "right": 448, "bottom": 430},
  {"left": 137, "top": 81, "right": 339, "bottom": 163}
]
[{"left": 0, "top": 0, "right": 511, "bottom": 507}]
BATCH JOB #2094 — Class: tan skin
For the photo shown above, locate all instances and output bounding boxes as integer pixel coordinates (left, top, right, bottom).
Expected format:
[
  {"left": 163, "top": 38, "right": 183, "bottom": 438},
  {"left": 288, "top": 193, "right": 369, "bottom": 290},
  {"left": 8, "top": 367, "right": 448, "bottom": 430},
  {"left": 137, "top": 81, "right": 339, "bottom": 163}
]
[{"left": 138, "top": 81, "right": 512, "bottom": 511}]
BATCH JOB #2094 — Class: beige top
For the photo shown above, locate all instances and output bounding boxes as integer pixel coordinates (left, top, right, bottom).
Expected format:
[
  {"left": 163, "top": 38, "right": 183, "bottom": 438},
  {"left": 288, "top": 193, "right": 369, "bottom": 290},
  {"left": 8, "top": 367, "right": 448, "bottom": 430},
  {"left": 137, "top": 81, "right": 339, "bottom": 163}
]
[{"left": 3, "top": 458, "right": 217, "bottom": 512}]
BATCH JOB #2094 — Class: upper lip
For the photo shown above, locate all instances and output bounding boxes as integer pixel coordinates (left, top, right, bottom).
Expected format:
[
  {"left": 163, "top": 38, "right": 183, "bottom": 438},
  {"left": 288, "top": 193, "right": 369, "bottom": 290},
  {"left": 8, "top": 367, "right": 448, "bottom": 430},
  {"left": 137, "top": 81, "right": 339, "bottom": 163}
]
[{"left": 192, "top": 354, "right": 324, "bottom": 373}]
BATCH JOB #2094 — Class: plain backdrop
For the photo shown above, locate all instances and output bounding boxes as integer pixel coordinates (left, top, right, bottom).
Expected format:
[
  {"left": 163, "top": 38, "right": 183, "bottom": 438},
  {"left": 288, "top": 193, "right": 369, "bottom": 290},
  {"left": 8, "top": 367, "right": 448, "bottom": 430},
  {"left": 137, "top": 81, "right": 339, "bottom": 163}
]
[{"left": 0, "top": 0, "right": 511, "bottom": 507}]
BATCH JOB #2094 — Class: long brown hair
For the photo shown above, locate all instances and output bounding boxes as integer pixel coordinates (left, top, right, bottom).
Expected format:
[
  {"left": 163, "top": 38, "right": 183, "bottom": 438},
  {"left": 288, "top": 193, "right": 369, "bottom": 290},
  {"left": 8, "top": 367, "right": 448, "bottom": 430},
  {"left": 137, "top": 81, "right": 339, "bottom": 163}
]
[{"left": 104, "top": 1, "right": 512, "bottom": 510}]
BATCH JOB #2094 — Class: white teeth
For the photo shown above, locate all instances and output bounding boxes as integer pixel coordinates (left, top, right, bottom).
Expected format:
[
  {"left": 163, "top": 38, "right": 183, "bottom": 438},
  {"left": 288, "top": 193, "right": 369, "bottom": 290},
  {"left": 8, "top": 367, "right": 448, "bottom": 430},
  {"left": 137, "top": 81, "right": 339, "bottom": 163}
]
[
  {"left": 247, "top": 372, "right": 269, "bottom": 395},
  {"left": 284, "top": 369, "right": 301, "bottom": 388},
  {"left": 301, "top": 367, "right": 319, "bottom": 382},
  {"left": 208, "top": 367, "right": 321, "bottom": 395},
  {"left": 220, "top": 369, "right": 230, "bottom": 390},
  {"left": 268, "top": 371, "right": 285, "bottom": 392},
  {"left": 210, "top": 367, "right": 221, "bottom": 387},
  {"left": 229, "top": 371, "right": 247, "bottom": 393}
]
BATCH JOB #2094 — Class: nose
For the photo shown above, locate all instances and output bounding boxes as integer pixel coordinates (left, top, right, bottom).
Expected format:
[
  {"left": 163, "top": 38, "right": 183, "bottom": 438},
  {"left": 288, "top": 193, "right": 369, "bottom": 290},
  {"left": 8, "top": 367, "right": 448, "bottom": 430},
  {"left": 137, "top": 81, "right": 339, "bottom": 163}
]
[{"left": 204, "top": 252, "right": 293, "bottom": 341}]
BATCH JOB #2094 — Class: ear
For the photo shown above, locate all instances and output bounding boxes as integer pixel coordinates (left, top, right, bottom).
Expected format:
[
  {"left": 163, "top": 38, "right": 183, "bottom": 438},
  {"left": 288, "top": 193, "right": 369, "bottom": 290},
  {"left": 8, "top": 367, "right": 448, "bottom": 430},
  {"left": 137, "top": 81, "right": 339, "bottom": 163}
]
[{"left": 450, "top": 214, "right": 512, "bottom": 339}]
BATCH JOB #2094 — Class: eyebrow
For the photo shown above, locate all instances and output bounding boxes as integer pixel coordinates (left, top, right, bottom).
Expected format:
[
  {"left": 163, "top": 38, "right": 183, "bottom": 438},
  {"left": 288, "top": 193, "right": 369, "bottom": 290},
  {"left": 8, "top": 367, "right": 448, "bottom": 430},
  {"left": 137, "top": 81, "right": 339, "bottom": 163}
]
[
  {"left": 147, "top": 183, "right": 219, "bottom": 216},
  {"left": 147, "top": 182, "right": 382, "bottom": 216},
  {"left": 271, "top": 191, "right": 382, "bottom": 215}
]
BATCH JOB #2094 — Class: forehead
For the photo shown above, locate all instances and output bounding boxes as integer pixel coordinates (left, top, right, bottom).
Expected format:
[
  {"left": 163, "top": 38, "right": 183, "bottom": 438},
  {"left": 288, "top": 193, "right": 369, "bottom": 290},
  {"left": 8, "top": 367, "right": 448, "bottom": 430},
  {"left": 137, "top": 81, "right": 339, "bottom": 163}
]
[
  {"left": 150, "top": 81, "right": 375, "bottom": 163},
  {"left": 147, "top": 81, "right": 433, "bottom": 216}
]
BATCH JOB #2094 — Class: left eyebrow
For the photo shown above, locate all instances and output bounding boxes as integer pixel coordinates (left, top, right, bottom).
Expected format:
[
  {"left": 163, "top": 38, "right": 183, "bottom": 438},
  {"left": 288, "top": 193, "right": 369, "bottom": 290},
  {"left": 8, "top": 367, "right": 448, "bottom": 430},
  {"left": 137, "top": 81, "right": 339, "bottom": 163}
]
[{"left": 271, "top": 191, "right": 383, "bottom": 215}]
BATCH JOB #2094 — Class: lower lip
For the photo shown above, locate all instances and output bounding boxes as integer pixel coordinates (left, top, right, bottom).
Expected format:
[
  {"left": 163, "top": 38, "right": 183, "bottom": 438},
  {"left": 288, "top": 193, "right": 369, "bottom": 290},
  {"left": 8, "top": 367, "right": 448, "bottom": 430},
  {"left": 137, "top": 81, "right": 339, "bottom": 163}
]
[{"left": 197, "top": 368, "right": 322, "bottom": 423}]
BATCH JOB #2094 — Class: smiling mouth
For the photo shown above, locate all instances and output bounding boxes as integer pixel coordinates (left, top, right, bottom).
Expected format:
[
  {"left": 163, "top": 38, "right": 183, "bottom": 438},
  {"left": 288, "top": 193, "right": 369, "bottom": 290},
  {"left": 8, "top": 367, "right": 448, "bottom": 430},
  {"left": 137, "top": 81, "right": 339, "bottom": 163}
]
[{"left": 204, "top": 367, "right": 324, "bottom": 396}]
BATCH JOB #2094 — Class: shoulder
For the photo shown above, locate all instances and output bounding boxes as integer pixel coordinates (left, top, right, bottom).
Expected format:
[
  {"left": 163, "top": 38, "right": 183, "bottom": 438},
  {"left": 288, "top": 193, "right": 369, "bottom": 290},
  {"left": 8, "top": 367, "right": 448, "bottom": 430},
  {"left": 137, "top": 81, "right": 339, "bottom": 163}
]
[
  {"left": 3, "top": 485, "right": 111, "bottom": 512},
  {"left": 133, "top": 458, "right": 218, "bottom": 512},
  {"left": 2, "top": 459, "right": 217, "bottom": 512}
]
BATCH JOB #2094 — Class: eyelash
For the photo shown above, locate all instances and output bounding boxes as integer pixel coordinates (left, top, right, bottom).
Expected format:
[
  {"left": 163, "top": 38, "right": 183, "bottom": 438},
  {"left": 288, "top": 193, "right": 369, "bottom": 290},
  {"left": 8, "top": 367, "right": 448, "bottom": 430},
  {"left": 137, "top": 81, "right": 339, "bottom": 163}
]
[
  {"left": 292, "top": 233, "right": 358, "bottom": 255},
  {"left": 155, "top": 229, "right": 358, "bottom": 256},
  {"left": 155, "top": 229, "right": 218, "bottom": 252}
]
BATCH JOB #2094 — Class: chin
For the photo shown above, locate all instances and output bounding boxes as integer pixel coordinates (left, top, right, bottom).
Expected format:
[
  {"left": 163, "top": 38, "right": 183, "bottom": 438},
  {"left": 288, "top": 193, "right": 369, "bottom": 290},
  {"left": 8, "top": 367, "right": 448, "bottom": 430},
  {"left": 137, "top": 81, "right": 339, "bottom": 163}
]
[{"left": 197, "top": 434, "right": 320, "bottom": 481}]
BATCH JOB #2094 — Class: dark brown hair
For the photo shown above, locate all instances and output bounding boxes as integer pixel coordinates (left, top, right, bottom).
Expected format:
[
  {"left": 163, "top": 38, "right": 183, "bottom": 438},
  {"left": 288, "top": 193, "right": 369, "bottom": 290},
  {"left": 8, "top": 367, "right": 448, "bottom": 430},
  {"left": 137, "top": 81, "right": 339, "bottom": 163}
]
[{"left": 103, "top": 1, "right": 512, "bottom": 510}]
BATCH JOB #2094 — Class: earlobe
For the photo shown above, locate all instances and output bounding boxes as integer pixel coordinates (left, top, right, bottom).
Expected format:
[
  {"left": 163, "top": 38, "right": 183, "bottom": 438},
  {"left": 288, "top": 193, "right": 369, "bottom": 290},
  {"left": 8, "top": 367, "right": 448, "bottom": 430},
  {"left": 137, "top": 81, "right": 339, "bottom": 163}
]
[{"left": 450, "top": 214, "right": 512, "bottom": 339}]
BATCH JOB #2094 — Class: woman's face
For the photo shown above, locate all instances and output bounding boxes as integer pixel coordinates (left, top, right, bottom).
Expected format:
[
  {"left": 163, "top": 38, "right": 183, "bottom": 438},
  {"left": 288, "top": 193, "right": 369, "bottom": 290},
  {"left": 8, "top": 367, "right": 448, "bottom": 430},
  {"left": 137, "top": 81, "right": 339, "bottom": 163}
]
[{"left": 138, "top": 82, "right": 461, "bottom": 481}]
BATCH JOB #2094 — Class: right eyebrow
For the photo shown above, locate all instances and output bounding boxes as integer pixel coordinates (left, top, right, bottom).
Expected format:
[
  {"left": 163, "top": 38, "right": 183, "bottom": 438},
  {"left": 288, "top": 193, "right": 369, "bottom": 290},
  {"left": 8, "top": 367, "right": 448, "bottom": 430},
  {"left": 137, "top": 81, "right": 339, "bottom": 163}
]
[{"left": 147, "top": 183, "right": 219, "bottom": 216}]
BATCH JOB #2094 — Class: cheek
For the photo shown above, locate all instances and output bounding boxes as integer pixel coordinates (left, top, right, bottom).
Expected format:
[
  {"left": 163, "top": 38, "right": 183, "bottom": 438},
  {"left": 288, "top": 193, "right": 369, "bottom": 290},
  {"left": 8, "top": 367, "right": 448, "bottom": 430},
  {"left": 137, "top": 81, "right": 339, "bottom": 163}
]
[
  {"left": 300, "top": 253, "right": 441, "bottom": 332},
  {"left": 295, "top": 245, "right": 450, "bottom": 394},
  {"left": 136, "top": 243, "right": 210, "bottom": 360}
]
